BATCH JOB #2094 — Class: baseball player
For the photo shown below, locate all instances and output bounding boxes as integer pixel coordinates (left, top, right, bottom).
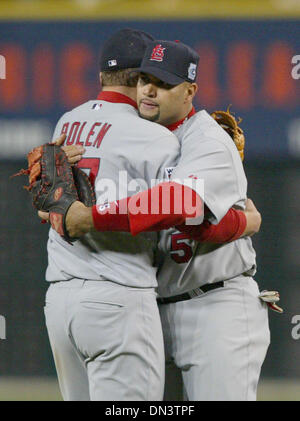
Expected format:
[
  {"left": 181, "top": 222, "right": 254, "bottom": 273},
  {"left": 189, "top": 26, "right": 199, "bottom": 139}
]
[
  {"left": 135, "top": 40, "right": 270, "bottom": 401},
  {"left": 43, "top": 28, "right": 182, "bottom": 401},
  {"left": 58, "top": 40, "right": 269, "bottom": 401},
  {"left": 40, "top": 33, "right": 264, "bottom": 401}
]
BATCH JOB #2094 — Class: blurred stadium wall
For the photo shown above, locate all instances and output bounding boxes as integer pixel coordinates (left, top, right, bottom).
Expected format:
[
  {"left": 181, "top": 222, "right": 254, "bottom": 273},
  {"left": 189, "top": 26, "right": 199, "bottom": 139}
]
[{"left": 0, "top": 0, "right": 300, "bottom": 400}]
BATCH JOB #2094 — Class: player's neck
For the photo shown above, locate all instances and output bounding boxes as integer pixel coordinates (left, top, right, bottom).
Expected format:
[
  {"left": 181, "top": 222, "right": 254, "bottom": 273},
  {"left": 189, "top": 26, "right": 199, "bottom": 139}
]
[
  {"left": 177, "top": 104, "right": 194, "bottom": 122},
  {"left": 101, "top": 86, "right": 137, "bottom": 103},
  {"left": 166, "top": 105, "right": 196, "bottom": 131}
]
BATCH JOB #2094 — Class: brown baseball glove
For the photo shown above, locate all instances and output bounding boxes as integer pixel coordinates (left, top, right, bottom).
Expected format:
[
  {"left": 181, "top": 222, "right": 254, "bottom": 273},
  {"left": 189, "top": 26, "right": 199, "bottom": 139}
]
[
  {"left": 211, "top": 107, "right": 245, "bottom": 161},
  {"left": 13, "top": 143, "right": 96, "bottom": 242}
]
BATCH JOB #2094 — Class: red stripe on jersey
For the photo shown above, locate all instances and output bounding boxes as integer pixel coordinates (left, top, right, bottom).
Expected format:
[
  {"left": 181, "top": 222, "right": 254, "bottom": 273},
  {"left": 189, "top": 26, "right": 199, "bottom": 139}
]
[{"left": 97, "top": 91, "right": 138, "bottom": 109}]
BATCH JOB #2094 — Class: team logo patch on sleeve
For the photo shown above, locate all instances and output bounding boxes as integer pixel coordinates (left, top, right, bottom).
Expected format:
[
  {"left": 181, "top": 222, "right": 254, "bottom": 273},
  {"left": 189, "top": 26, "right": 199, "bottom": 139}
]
[
  {"left": 97, "top": 202, "right": 111, "bottom": 212},
  {"left": 92, "top": 104, "right": 102, "bottom": 110},
  {"left": 165, "top": 167, "right": 175, "bottom": 179},
  {"left": 150, "top": 45, "right": 166, "bottom": 62}
]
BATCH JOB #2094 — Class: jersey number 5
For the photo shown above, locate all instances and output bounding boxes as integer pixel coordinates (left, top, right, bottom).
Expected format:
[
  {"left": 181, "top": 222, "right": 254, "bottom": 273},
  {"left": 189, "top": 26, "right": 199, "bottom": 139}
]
[
  {"left": 77, "top": 158, "right": 100, "bottom": 187},
  {"left": 170, "top": 232, "right": 193, "bottom": 264}
]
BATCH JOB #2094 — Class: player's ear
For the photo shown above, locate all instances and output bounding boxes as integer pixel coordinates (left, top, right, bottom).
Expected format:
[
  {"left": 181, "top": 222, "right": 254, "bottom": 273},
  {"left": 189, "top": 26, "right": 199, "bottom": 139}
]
[
  {"left": 183, "top": 82, "right": 197, "bottom": 104},
  {"left": 188, "top": 83, "right": 198, "bottom": 100},
  {"left": 99, "top": 72, "right": 103, "bottom": 86}
]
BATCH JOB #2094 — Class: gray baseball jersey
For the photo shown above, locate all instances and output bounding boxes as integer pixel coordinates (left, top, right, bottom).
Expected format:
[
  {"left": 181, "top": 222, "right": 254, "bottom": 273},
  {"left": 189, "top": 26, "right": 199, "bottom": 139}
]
[
  {"left": 157, "top": 110, "right": 257, "bottom": 297},
  {"left": 46, "top": 96, "right": 180, "bottom": 288},
  {"left": 156, "top": 110, "right": 269, "bottom": 401}
]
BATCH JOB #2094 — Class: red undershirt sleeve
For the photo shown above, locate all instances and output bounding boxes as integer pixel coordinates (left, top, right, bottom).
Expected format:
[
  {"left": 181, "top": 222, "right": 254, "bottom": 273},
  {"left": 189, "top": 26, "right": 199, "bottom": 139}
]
[
  {"left": 92, "top": 181, "right": 247, "bottom": 243},
  {"left": 92, "top": 181, "right": 203, "bottom": 236},
  {"left": 176, "top": 208, "right": 247, "bottom": 243},
  {"left": 92, "top": 198, "right": 131, "bottom": 232}
]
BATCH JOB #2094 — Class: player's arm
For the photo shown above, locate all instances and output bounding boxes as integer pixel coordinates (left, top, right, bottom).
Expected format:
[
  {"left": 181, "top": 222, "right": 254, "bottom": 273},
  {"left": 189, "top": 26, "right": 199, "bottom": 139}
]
[
  {"left": 38, "top": 134, "right": 260, "bottom": 241},
  {"left": 176, "top": 198, "right": 261, "bottom": 243},
  {"left": 62, "top": 195, "right": 259, "bottom": 240},
  {"left": 40, "top": 184, "right": 260, "bottom": 243},
  {"left": 38, "top": 180, "right": 201, "bottom": 236},
  {"left": 69, "top": 180, "right": 203, "bottom": 237}
]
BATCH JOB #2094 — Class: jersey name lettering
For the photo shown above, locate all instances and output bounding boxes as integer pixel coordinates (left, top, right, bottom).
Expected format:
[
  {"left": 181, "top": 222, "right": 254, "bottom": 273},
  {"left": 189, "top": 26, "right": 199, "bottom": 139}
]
[{"left": 61, "top": 121, "right": 112, "bottom": 148}]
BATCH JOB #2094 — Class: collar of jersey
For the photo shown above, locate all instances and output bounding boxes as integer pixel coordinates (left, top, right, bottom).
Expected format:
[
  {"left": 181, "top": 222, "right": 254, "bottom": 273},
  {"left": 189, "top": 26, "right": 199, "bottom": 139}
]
[
  {"left": 97, "top": 91, "right": 138, "bottom": 110},
  {"left": 166, "top": 107, "right": 196, "bottom": 132}
]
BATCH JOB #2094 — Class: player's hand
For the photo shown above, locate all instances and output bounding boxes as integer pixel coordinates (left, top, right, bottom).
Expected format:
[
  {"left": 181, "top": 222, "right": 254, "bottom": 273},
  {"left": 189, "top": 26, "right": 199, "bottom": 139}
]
[
  {"left": 65, "top": 201, "right": 94, "bottom": 238},
  {"left": 38, "top": 210, "right": 50, "bottom": 223},
  {"left": 53, "top": 133, "right": 66, "bottom": 146},
  {"left": 62, "top": 145, "right": 85, "bottom": 165},
  {"left": 38, "top": 202, "right": 93, "bottom": 237},
  {"left": 242, "top": 198, "right": 262, "bottom": 237},
  {"left": 52, "top": 133, "right": 85, "bottom": 165}
]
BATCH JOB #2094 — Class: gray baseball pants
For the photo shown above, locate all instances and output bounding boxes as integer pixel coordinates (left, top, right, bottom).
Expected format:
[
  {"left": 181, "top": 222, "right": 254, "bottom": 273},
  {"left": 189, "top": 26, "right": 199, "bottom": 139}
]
[
  {"left": 44, "top": 279, "right": 165, "bottom": 401},
  {"left": 159, "top": 276, "right": 270, "bottom": 401}
]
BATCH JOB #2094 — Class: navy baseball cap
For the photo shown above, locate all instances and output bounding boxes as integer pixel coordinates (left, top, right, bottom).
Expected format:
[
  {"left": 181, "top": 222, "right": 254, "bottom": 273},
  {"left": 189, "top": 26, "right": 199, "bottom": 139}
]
[
  {"left": 100, "top": 28, "right": 154, "bottom": 71},
  {"left": 137, "top": 40, "right": 199, "bottom": 85}
]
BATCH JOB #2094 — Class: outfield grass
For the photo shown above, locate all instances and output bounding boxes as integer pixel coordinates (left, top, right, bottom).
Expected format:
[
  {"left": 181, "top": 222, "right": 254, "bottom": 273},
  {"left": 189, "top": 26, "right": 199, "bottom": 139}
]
[
  {"left": 0, "top": 377, "right": 62, "bottom": 401},
  {"left": 0, "top": 377, "right": 299, "bottom": 401}
]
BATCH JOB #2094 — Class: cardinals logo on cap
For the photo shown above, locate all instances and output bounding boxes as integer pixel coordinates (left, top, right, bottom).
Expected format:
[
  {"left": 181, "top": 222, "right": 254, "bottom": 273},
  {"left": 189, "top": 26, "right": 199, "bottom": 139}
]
[{"left": 150, "top": 44, "right": 166, "bottom": 62}]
